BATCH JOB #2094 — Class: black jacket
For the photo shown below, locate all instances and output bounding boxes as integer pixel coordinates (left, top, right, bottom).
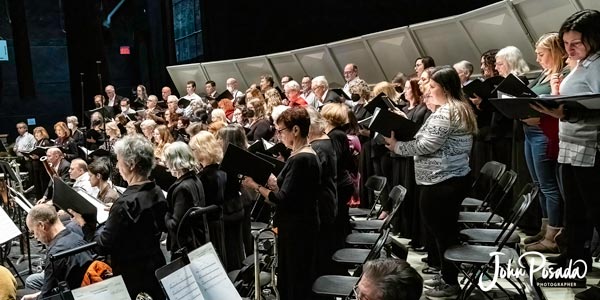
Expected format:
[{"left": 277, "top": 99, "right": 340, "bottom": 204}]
[
  {"left": 84, "top": 181, "right": 167, "bottom": 300},
  {"left": 164, "top": 171, "right": 206, "bottom": 252},
  {"left": 44, "top": 159, "right": 71, "bottom": 199}
]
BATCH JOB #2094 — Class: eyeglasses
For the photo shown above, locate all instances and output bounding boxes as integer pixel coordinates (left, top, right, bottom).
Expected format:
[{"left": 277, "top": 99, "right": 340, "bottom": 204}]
[
  {"left": 276, "top": 128, "right": 288, "bottom": 134},
  {"left": 352, "top": 285, "right": 371, "bottom": 300}
]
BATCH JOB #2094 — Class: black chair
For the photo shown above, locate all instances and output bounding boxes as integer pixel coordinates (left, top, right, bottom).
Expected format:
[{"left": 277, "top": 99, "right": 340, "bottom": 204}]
[
  {"left": 461, "top": 161, "right": 506, "bottom": 210},
  {"left": 460, "top": 184, "right": 539, "bottom": 248},
  {"left": 458, "top": 170, "right": 518, "bottom": 227},
  {"left": 444, "top": 190, "right": 534, "bottom": 300},
  {"left": 349, "top": 184, "right": 406, "bottom": 232},
  {"left": 348, "top": 175, "right": 387, "bottom": 219},
  {"left": 336, "top": 185, "right": 407, "bottom": 265}
]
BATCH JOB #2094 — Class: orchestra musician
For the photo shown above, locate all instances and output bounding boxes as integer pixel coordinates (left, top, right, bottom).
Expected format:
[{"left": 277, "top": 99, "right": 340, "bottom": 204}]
[
  {"left": 31, "top": 127, "right": 54, "bottom": 199},
  {"left": 37, "top": 147, "right": 70, "bottom": 204}
]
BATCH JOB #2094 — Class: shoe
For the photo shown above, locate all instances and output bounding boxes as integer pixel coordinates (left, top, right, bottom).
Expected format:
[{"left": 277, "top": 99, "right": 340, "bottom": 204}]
[
  {"left": 422, "top": 266, "right": 441, "bottom": 275},
  {"left": 524, "top": 225, "right": 561, "bottom": 253},
  {"left": 424, "top": 283, "right": 460, "bottom": 299},
  {"left": 424, "top": 274, "right": 444, "bottom": 289},
  {"left": 524, "top": 218, "right": 548, "bottom": 244},
  {"left": 421, "top": 256, "right": 429, "bottom": 263}
]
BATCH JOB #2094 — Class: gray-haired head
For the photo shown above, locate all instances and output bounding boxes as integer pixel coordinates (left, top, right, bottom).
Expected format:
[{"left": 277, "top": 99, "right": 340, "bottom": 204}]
[
  {"left": 113, "top": 134, "right": 155, "bottom": 178},
  {"left": 163, "top": 141, "right": 197, "bottom": 174}
]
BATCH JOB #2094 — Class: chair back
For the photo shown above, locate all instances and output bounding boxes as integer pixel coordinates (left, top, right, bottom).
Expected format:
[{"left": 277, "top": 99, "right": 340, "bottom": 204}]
[
  {"left": 471, "top": 161, "right": 505, "bottom": 198},
  {"left": 351, "top": 227, "right": 392, "bottom": 276},
  {"left": 478, "top": 170, "right": 517, "bottom": 212},
  {"left": 493, "top": 191, "right": 534, "bottom": 252},
  {"left": 365, "top": 175, "right": 387, "bottom": 196},
  {"left": 380, "top": 185, "right": 407, "bottom": 231},
  {"left": 492, "top": 183, "right": 539, "bottom": 244}
]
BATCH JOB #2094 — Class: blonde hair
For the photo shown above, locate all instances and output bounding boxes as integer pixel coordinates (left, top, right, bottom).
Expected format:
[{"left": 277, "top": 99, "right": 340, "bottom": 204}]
[
  {"left": 248, "top": 98, "right": 267, "bottom": 119},
  {"left": 372, "top": 81, "right": 399, "bottom": 101},
  {"left": 105, "top": 121, "right": 121, "bottom": 138},
  {"left": 321, "top": 103, "right": 349, "bottom": 128},
  {"left": 189, "top": 131, "right": 224, "bottom": 165},
  {"left": 211, "top": 108, "right": 228, "bottom": 123},
  {"left": 535, "top": 32, "right": 567, "bottom": 76},
  {"left": 33, "top": 127, "right": 49, "bottom": 140},
  {"left": 264, "top": 89, "right": 282, "bottom": 115}
]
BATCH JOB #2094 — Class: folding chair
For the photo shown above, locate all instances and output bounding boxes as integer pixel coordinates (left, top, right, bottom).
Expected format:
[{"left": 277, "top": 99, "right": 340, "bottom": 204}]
[
  {"left": 348, "top": 175, "right": 387, "bottom": 219},
  {"left": 336, "top": 186, "right": 406, "bottom": 265},
  {"left": 461, "top": 161, "right": 506, "bottom": 210},
  {"left": 460, "top": 184, "right": 539, "bottom": 248},
  {"left": 444, "top": 191, "right": 534, "bottom": 300},
  {"left": 458, "top": 170, "right": 517, "bottom": 227},
  {"left": 349, "top": 185, "right": 406, "bottom": 232}
]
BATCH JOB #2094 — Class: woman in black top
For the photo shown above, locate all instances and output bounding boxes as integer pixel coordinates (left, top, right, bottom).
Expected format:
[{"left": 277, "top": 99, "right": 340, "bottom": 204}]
[
  {"left": 216, "top": 125, "right": 248, "bottom": 270},
  {"left": 307, "top": 108, "right": 339, "bottom": 276},
  {"left": 246, "top": 98, "right": 274, "bottom": 142},
  {"left": 189, "top": 131, "right": 228, "bottom": 268},
  {"left": 53, "top": 122, "right": 78, "bottom": 161},
  {"left": 243, "top": 107, "right": 321, "bottom": 300},
  {"left": 71, "top": 135, "right": 167, "bottom": 300},
  {"left": 31, "top": 127, "right": 54, "bottom": 199},
  {"left": 321, "top": 103, "right": 355, "bottom": 241},
  {"left": 163, "top": 141, "right": 206, "bottom": 260}
]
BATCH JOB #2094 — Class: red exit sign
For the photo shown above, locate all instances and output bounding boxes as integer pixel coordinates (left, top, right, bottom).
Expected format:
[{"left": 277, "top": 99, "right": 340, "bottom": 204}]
[{"left": 120, "top": 46, "right": 131, "bottom": 55}]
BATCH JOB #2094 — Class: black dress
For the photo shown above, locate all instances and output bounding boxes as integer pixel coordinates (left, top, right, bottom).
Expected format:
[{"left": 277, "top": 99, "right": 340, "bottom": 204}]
[
  {"left": 327, "top": 127, "right": 355, "bottom": 239},
  {"left": 164, "top": 171, "right": 206, "bottom": 257},
  {"left": 83, "top": 181, "right": 167, "bottom": 300},
  {"left": 310, "top": 138, "right": 339, "bottom": 276},
  {"left": 267, "top": 152, "right": 321, "bottom": 300},
  {"left": 198, "top": 163, "right": 228, "bottom": 268},
  {"left": 54, "top": 137, "right": 78, "bottom": 161},
  {"left": 246, "top": 118, "right": 273, "bottom": 142},
  {"left": 222, "top": 168, "right": 246, "bottom": 271}
]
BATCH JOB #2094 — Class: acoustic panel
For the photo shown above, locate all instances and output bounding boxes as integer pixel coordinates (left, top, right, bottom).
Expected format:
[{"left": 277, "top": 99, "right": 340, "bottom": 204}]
[
  {"left": 460, "top": 2, "right": 537, "bottom": 69},
  {"left": 328, "top": 38, "right": 386, "bottom": 84},
  {"left": 512, "top": 0, "right": 577, "bottom": 41},
  {"left": 267, "top": 53, "right": 306, "bottom": 88},
  {"left": 365, "top": 28, "right": 421, "bottom": 80},
  {"left": 166, "top": 63, "right": 206, "bottom": 97},
  {"left": 410, "top": 17, "right": 481, "bottom": 71},
  {"left": 202, "top": 61, "right": 241, "bottom": 92},
  {"left": 294, "top": 46, "right": 344, "bottom": 88},
  {"left": 235, "top": 57, "right": 274, "bottom": 89},
  {"left": 578, "top": 0, "right": 600, "bottom": 11}
]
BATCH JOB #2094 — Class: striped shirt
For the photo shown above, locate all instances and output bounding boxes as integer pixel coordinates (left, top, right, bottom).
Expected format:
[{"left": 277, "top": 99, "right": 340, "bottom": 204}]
[
  {"left": 557, "top": 52, "right": 600, "bottom": 167},
  {"left": 393, "top": 103, "right": 473, "bottom": 185}
]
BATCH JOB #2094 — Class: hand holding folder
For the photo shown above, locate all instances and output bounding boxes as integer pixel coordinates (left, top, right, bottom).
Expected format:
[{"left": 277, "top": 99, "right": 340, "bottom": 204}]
[{"left": 368, "top": 107, "right": 419, "bottom": 140}]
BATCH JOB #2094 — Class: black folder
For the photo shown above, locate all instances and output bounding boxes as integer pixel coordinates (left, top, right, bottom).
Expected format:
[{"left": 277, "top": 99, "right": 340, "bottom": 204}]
[
  {"left": 221, "top": 143, "right": 275, "bottom": 185},
  {"left": 85, "top": 106, "right": 110, "bottom": 119},
  {"left": 462, "top": 76, "right": 503, "bottom": 98},
  {"left": 89, "top": 148, "right": 111, "bottom": 158},
  {"left": 331, "top": 88, "right": 351, "bottom": 100},
  {"left": 53, "top": 177, "right": 107, "bottom": 224},
  {"left": 216, "top": 90, "right": 234, "bottom": 102},
  {"left": 368, "top": 107, "right": 419, "bottom": 140},
  {"left": 491, "top": 74, "right": 537, "bottom": 98},
  {"left": 262, "top": 139, "right": 287, "bottom": 156},
  {"left": 151, "top": 164, "right": 176, "bottom": 191},
  {"left": 364, "top": 93, "right": 396, "bottom": 114},
  {"left": 255, "top": 152, "right": 286, "bottom": 176},
  {"left": 247, "top": 140, "right": 265, "bottom": 154},
  {"left": 178, "top": 97, "right": 191, "bottom": 108},
  {"left": 23, "top": 146, "right": 50, "bottom": 158},
  {"left": 490, "top": 93, "right": 600, "bottom": 119}
]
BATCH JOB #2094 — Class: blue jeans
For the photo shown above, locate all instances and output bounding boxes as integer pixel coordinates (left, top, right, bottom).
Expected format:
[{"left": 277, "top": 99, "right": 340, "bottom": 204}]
[{"left": 523, "top": 125, "right": 563, "bottom": 227}]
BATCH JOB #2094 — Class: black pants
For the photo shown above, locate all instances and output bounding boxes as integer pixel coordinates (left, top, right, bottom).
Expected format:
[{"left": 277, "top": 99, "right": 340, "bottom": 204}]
[
  {"left": 419, "top": 175, "right": 470, "bottom": 285},
  {"left": 559, "top": 156, "right": 600, "bottom": 262}
]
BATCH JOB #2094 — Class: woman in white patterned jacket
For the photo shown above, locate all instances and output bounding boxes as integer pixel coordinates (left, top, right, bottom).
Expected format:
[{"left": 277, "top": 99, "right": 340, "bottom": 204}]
[{"left": 384, "top": 66, "right": 477, "bottom": 299}]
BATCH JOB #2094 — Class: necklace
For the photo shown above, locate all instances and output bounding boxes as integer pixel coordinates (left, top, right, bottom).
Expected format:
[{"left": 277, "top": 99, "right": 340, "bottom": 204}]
[{"left": 291, "top": 144, "right": 311, "bottom": 156}]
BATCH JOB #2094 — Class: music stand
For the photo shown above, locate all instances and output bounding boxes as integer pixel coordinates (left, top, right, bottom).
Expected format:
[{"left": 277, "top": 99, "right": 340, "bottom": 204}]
[
  {"left": 0, "top": 205, "right": 24, "bottom": 285},
  {"left": 0, "top": 139, "right": 7, "bottom": 153}
]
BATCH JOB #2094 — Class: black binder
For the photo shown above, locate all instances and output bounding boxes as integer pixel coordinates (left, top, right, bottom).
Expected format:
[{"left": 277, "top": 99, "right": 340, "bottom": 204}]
[
  {"left": 255, "top": 152, "right": 286, "bottom": 176},
  {"left": 364, "top": 92, "right": 396, "bottom": 114},
  {"left": 53, "top": 178, "right": 102, "bottom": 224},
  {"left": 331, "top": 88, "right": 351, "bottom": 100},
  {"left": 216, "top": 90, "right": 234, "bottom": 102},
  {"left": 368, "top": 107, "right": 419, "bottom": 140},
  {"left": 462, "top": 76, "right": 504, "bottom": 98},
  {"left": 178, "top": 97, "right": 191, "bottom": 108},
  {"left": 23, "top": 146, "right": 50, "bottom": 158},
  {"left": 491, "top": 74, "right": 537, "bottom": 98},
  {"left": 490, "top": 93, "right": 600, "bottom": 119},
  {"left": 221, "top": 143, "right": 275, "bottom": 185}
]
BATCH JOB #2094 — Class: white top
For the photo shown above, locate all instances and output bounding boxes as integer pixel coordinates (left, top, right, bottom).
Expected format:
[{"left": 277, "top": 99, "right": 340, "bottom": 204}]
[{"left": 73, "top": 172, "right": 99, "bottom": 198}]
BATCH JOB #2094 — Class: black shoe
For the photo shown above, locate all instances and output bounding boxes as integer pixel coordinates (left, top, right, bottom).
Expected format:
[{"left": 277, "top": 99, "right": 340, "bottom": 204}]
[{"left": 421, "top": 256, "right": 429, "bottom": 263}]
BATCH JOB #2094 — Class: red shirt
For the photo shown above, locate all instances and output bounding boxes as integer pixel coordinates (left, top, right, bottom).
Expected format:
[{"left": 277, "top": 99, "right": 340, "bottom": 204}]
[{"left": 289, "top": 96, "right": 308, "bottom": 107}]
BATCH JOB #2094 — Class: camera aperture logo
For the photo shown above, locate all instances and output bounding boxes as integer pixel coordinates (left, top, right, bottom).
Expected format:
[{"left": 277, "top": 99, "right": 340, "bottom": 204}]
[{"left": 478, "top": 251, "right": 587, "bottom": 291}]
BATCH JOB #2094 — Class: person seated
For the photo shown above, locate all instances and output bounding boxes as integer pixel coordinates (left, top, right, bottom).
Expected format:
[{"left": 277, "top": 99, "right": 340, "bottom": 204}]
[
  {"left": 37, "top": 148, "right": 71, "bottom": 204},
  {"left": 69, "top": 159, "right": 99, "bottom": 198},
  {"left": 21, "top": 204, "right": 93, "bottom": 300},
  {"left": 355, "top": 258, "right": 423, "bottom": 300},
  {"left": 88, "top": 158, "right": 119, "bottom": 205},
  {"left": 0, "top": 266, "right": 17, "bottom": 300}
]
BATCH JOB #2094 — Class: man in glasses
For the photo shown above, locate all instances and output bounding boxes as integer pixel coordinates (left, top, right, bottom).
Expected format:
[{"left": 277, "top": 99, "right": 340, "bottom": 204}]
[{"left": 354, "top": 258, "right": 423, "bottom": 300}]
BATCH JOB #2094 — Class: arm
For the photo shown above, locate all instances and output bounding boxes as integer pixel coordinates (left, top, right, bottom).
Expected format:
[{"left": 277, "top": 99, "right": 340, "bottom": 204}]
[
  {"left": 165, "top": 187, "right": 193, "bottom": 231},
  {"left": 386, "top": 108, "right": 451, "bottom": 156}
]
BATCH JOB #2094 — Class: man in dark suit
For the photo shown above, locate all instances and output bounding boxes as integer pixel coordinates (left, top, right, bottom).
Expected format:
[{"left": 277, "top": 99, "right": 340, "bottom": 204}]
[
  {"left": 311, "top": 76, "right": 342, "bottom": 110},
  {"left": 105, "top": 85, "right": 124, "bottom": 117},
  {"left": 37, "top": 148, "right": 71, "bottom": 204}
]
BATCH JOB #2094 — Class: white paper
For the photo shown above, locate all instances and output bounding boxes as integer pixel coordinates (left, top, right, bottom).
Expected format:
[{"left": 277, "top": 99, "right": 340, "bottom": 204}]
[
  {"left": 9, "top": 187, "right": 32, "bottom": 213},
  {"left": 0, "top": 206, "right": 21, "bottom": 244},
  {"left": 71, "top": 275, "right": 131, "bottom": 300},
  {"left": 159, "top": 265, "right": 205, "bottom": 300},
  {"left": 188, "top": 243, "right": 242, "bottom": 300}
]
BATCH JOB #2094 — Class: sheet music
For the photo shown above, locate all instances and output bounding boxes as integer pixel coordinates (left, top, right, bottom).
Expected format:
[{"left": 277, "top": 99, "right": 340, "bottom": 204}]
[
  {"left": 0, "top": 206, "right": 21, "bottom": 245},
  {"left": 8, "top": 187, "right": 32, "bottom": 213},
  {"left": 188, "top": 243, "right": 242, "bottom": 300},
  {"left": 159, "top": 265, "right": 205, "bottom": 300},
  {"left": 71, "top": 275, "right": 131, "bottom": 300}
]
